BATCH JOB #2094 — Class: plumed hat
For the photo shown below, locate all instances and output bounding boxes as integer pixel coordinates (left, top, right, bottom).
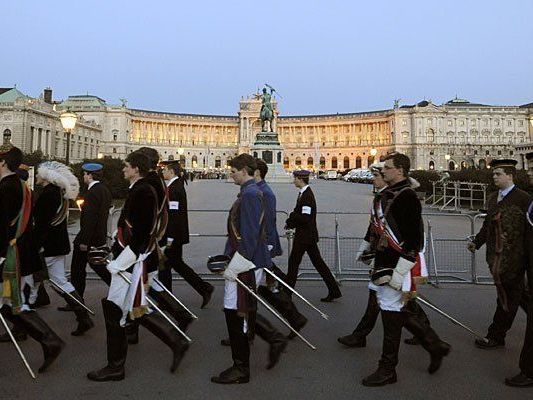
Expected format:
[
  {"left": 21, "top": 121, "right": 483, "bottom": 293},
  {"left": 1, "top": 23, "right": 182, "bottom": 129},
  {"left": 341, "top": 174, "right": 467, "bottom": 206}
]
[{"left": 37, "top": 161, "right": 79, "bottom": 200}]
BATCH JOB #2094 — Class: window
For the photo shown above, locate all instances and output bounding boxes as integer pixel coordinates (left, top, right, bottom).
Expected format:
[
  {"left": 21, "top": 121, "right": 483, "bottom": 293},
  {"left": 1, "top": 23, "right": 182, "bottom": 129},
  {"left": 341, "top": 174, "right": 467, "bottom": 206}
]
[
  {"left": 343, "top": 156, "right": 349, "bottom": 169},
  {"left": 283, "top": 156, "right": 289, "bottom": 169},
  {"left": 319, "top": 157, "right": 325, "bottom": 169},
  {"left": 112, "top": 129, "right": 118, "bottom": 141},
  {"left": 331, "top": 157, "right": 338, "bottom": 169},
  {"left": 295, "top": 157, "right": 302, "bottom": 166},
  {"left": 508, "top": 120, "right": 512, "bottom": 127},
  {"left": 307, "top": 157, "right": 313, "bottom": 168},
  {"left": 192, "top": 155, "right": 198, "bottom": 168},
  {"left": 355, "top": 156, "right": 362, "bottom": 168},
  {"left": 402, "top": 120, "right": 407, "bottom": 126},
  {"left": 429, "top": 161, "right": 435, "bottom": 170},
  {"left": 112, "top": 147, "right": 117, "bottom": 153},
  {"left": 518, "top": 120, "right": 524, "bottom": 127},
  {"left": 2, "top": 129, "right": 11, "bottom": 144},
  {"left": 447, "top": 120, "right": 452, "bottom": 127},
  {"left": 215, "top": 156, "right": 221, "bottom": 168}
]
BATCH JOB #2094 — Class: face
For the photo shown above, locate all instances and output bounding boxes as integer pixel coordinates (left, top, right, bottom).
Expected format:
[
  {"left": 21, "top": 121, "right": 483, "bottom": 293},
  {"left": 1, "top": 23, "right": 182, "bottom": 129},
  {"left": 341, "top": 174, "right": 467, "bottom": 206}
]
[
  {"left": 382, "top": 159, "right": 403, "bottom": 184},
  {"left": 492, "top": 168, "right": 513, "bottom": 189},
  {"left": 162, "top": 167, "right": 173, "bottom": 181},
  {"left": 83, "top": 171, "right": 91, "bottom": 184},
  {"left": 122, "top": 161, "right": 138, "bottom": 181},
  {"left": 230, "top": 167, "right": 248, "bottom": 186},
  {"left": 36, "top": 174, "right": 44, "bottom": 186},
  {"left": 372, "top": 170, "right": 386, "bottom": 189},
  {"left": 293, "top": 176, "right": 304, "bottom": 188}
]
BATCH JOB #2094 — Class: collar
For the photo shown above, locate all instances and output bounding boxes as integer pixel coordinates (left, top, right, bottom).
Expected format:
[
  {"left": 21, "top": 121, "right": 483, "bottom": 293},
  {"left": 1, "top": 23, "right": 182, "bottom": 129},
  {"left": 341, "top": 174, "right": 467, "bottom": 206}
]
[
  {"left": 0, "top": 171, "right": 15, "bottom": 182},
  {"left": 299, "top": 185, "right": 309, "bottom": 194},
  {"left": 256, "top": 179, "right": 266, "bottom": 187},
  {"left": 240, "top": 179, "right": 255, "bottom": 191},
  {"left": 166, "top": 176, "right": 179, "bottom": 187},
  {"left": 385, "top": 179, "right": 410, "bottom": 192},
  {"left": 88, "top": 180, "right": 100, "bottom": 190},
  {"left": 499, "top": 185, "right": 515, "bottom": 198}
]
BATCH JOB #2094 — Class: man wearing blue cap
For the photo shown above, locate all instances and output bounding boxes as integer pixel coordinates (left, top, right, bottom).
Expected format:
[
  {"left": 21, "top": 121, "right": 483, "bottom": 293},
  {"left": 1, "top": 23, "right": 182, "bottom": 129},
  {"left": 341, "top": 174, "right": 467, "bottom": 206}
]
[
  {"left": 66, "top": 163, "right": 112, "bottom": 307},
  {"left": 285, "top": 170, "right": 342, "bottom": 302}
]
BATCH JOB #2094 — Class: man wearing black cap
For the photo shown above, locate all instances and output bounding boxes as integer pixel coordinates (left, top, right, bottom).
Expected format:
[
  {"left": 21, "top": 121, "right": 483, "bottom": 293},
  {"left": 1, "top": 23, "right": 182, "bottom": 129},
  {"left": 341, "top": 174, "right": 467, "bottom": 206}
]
[
  {"left": 64, "top": 163, "right": 112, "bottom": 304},
  {"left": 505, "top": 152, "right": 533, "bottom": 387},
  {"left": 468, "top": 158, "right": 531, "bottom": 350},
  {"left": 285, "top": 170, "right": 342, "bottom": 302}
]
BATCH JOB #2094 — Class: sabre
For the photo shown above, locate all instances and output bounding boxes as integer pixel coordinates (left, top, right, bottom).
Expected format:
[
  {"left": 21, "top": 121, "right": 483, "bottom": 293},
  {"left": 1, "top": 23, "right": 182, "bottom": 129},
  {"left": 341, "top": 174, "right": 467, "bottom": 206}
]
[
  {"left": 263, "top": 268, "right": 329, "bottom": 320},
  {"left": 416, "top": 294, "right": 488, "bottom": 343},
  {"left": 152, "top": 277, "right": 198, "bottom": 320},
  {"left": 48, "top": 279, "right": 95, "bottom": 315},
  {"left": 234, "top": 277, "right": 316, "bottom": 350},
  {"left": 0, "top": 313, "right": 36, "bottom": 379},
  {"left": 117, "top": 272, "right": 192, "bottom": 343},
  {"left": 264, "top": 83, "right": 283, "bottom": 99}
]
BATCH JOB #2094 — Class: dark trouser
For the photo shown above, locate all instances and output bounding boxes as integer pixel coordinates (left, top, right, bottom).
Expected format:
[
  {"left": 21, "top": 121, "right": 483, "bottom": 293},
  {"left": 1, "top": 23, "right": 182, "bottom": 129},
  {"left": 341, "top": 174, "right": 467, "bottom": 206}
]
[
  {"left": 287, "top": 240, "right": 341, "bottom": 296},
  {"left": 352, "top": 290, "right": 381, "bottom": 338},
  {"left": 101, "top": 299, "right": 128, "bottom": 370},
  {"left": 88, "top": 263, "right": 112, "bottom": 287},
  {"left": 487, "top": 278, "right": 530, "bottom": 342},
  {"left": 257, "top": 285, "right": 305, "bottom": 328},
  {"left": 224, "top": 309, "right": 250, "bottom": 367},
  {"left": 158, "top": 242, "right": 211, "bottom": 295},
  {"left": 70, "top": 246, "right": 89, "bottom": 297},
  {"left": 519, "top": 283, "right": 533, "bottom": 377}
]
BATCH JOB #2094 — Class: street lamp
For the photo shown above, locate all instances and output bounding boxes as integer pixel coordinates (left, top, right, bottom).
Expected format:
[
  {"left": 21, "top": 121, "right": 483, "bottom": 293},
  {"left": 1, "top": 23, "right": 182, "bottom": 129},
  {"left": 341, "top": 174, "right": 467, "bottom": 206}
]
[
  {"left": 60, "top": 108, "right": 77, "bottom": 165},
  {"left": 177, "top": 147, "right": 184, "bottom": 155},
  {"left": 370, "top": 148, "right": 378, "bottom": 157},
  {"left": 445, "top": 154, "right": 451, "bottom": 160}
]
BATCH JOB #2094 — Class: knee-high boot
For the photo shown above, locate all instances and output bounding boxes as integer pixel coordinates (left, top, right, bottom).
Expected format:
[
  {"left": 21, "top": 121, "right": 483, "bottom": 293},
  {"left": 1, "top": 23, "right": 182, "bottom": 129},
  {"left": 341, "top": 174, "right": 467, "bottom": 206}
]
[
  {"left": 258, "top": 286, "right": 307, "bottom": 339},
  {"left": 63, "top": 291, "right": 94, "bottom": 336},
  {"left": 87, "top": 299, "right": 127, "bottom": 381},
  {"left": 1, "top": 306, "right": 65, "bottom": 373},
  {"left": 255, "top": 313, "right": 288, "bottom": 369},
  {"left": 139, "top": 312, "right": 189, "bottom": 373},
  {"left": 338, "top": 290, "right": 380, "bottom": 347},
  {"left": 149, "top": 289, "right": 194, "bottom": 331}
]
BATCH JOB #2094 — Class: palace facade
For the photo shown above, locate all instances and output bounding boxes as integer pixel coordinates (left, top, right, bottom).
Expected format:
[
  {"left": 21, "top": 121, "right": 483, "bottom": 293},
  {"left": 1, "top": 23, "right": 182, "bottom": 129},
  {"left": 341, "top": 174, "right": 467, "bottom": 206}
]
[{"left": 3, "top": 87, "right": 532, "bottom": 170}]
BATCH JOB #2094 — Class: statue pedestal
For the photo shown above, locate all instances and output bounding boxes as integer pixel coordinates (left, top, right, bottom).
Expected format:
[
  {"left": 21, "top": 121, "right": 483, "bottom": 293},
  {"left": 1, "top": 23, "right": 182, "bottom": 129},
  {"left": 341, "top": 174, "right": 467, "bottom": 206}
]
[{"left": 251, "top": 131, "right": 292, "bottom": 183}]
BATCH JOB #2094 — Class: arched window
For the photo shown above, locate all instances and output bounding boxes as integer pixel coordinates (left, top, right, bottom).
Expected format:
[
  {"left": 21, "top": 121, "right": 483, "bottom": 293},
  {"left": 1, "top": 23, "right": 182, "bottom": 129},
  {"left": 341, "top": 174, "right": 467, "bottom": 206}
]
[
  {"left": 478, "top": 159, "right": 486, "bottom": 169},
  {"left": 3, "top": 129, "right": 12, "bottom": 144},
  {"left": 355, "top": 156, "right": 362, "bottom": 168},
  {"left": 226, "top": 156, "right": 232, "bottom": 167},
  {"left": 192, "top": 155, "right": 198, "bottom": 168},
  {"left": 283, "top": 156, "right": 289, "bottom": 169},
  {"left": 460, "top": 161, "right": 467, "bottom": 170},
  {"left": 168, "top": 155, "right": 174, "bottom": 161},
  {"left": 319, "top": 156, "right": 325, "bottom": 169},
  {"left": 112, "top": 129, "right": 118, "bottom": 141},
  {"left": 307, "top": 157, "right": 313, "bottom": 168},
  {"left": 429, "top": 161, "right": 435, "bottom": 170},
  {"left": 295, "top": 156, "right": 302, "bottom": 167},
  {"left": 448, "top": 161, "right": 455, "bottom": 171},
  {"left": 215, "top": 156, "right": 221, "bottom": 168},
  {"left": 367, "top": 156, "right": 375, "bottom": 166},
  {"left": 343, "top": 156, "right": 350, "bottom": 169},
  {"left": 331, "top": 157, "right": 338, "bottom": 169}
]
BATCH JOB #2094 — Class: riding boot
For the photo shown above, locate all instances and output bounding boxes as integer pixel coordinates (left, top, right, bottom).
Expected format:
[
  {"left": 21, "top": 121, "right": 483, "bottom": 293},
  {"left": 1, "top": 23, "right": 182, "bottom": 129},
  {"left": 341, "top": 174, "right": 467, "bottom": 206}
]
[
  {"left": 0, "top": 322, "right": 28, "bottom": 342},
  {"left": 339, "top": 289, "right": 380, "bottom": 347},
  {"left": 258, "top": 286, "right": 307, "bottom": 339},
  {"left": 32, "top": 283, "right": 51, "bottom": 308},
  {"left": 11, "top": 309, "right": 65, "bottom": 373},
  {"left": 139, "top": 312, "right": 189, "bottom": 373},
  {"left": 255, "top": 313, "right": 288, "bottom": 369},
  {"left": 64, "top": 291, "right": 94, "bottom": 336},
  {"left": 149, "top": 289, "right": 194, "bottom": 331},
  {"left": 87, "top": 299, "right": 127, "bottom": 381},
  {"left": 125, "top": 319, "right": 139, "bottom": 344}
]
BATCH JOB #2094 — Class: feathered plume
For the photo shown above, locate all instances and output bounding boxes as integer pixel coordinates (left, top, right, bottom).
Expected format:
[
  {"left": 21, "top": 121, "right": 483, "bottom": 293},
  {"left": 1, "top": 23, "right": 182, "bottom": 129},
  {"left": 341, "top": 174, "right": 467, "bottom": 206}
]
[{"left": 37, "top": 161, "right": 79, "bottom": 200}]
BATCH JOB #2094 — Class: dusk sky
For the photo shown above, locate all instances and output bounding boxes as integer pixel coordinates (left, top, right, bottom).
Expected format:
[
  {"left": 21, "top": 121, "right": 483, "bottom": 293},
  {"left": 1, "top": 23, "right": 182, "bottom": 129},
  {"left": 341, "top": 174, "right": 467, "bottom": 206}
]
[{"left": 3, "top": 0, "right": 533, "bottom": 115}]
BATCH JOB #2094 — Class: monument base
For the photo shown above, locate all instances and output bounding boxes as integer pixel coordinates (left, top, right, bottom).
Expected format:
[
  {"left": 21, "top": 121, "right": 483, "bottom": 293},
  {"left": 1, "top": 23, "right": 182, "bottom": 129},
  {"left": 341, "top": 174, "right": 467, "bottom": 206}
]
[{"left": 251, "top": 131, "right": 292, "bottom": 183}]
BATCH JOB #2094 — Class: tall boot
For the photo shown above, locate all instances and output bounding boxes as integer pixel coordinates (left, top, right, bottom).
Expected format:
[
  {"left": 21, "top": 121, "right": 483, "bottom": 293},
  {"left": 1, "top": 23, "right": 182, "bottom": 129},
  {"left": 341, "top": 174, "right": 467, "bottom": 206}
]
[
  {"left": 64, "top": 291, "right": 94, "bottom": 336},
  {"left": 149, "top": 289, "right": 194, "bottom": 331},
  {"left": 258, "top": 286, "right": 307, "bottom": 339},
  {"left": 404, "top": 307, "right": 451, "bottom": 374},
  {"left": 362, "top": 310, "right": 404, "bottom": 386},
  {"left": 338, "top": 290, "right": 380, "bottom": 347},
  {"left": 14, "top": 310, "right": 65, "bottom": 373},
  {"left": 87, "top": 299, "right": 127, "bottom": 381},
  {"left": 32, "top": 283, "right": 51, "bottom": 308},
  {"left": 139, "top": 312, "right": 189, "bottom": 373},
  {"left": 125, "top": 319, "right": 140, "bottom": 344},
  {"left": 255, "top": 313, "right": 288, "bottom": 369},
  {"left": 0, "top": 322, "right": 27, "bottom": 342}
]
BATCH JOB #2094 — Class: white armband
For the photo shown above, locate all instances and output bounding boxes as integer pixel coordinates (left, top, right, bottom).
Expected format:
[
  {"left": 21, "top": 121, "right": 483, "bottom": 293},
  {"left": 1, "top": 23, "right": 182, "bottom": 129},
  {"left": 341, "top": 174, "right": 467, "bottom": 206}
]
[
  {"left": 169, "top": 201, "right": 179, "bottom": 210},
  {"left": 301, "top": 206, "right": 312, "bottom": 215}
]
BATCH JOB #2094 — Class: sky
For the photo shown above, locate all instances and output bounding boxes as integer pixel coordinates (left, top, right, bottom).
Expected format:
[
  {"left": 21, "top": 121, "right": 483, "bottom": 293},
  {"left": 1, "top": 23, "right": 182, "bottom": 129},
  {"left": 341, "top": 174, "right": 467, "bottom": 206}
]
[{"left": 2, "top": 0, "right": 533, "bottom": 115}]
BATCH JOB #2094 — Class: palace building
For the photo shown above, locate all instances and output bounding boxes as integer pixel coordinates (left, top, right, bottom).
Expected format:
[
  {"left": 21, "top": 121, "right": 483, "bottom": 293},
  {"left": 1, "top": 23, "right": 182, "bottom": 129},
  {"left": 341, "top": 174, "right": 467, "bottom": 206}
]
[{"left": 2, "top": 87, "right": 532, "bottom": 170}]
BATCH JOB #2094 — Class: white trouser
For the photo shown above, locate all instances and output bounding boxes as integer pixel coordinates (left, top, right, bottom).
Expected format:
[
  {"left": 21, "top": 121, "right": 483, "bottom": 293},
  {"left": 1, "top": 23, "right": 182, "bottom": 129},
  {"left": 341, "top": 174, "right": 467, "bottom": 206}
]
[
  {"left": 21, "top": 275, "right": 39, "bottom": 305},
  {"left": 223, "top": 268, "right": 264, "bottom": 310},
  {"left": 375, "top": 285, "right": 403, "bottom": 312},
  {"left": 46, "top": 255, "right": 76, "bottom": 293}
]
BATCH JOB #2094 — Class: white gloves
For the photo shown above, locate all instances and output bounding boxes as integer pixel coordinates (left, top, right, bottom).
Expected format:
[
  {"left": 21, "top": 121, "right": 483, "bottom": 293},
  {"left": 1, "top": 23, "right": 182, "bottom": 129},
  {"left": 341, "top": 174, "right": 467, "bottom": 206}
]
[
  {"left": 356, "top": 240, "right": 371, "bottom": 260},
  {"left": 107, "top": 246, "right": 137, "bottom": 274},
  {"left": 223, "top": 251, "right": 256, "bottom": 281},
  {"left": 0, "top": 257, "right": 5, "bottom": 266},
  {"left": 389, "top": 257, "right": 415, "bottom": 290},
  {"left": 267, "top": 245, "right": 274, "bottom": 251}
]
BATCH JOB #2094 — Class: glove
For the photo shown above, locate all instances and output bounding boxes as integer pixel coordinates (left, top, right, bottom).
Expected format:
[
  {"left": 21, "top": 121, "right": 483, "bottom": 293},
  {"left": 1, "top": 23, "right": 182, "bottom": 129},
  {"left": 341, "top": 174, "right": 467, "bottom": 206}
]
[
  {"left": 389, "top": 256, "right": 415, "bottom": 290},
  {"left": 267, "top": 245, "right": 274, "bottom": 251},
  {"left": 223, "top": 251, "right": 255, "bottom": 282},
  {"left": 356, "top": 240, "right": 371, "bottom": 260},
  {"left": 107, "top": 245, "right": 137, "bottom": 274},
  {"left": 0, "top": 257, "right": 5, "bottom": 266}
]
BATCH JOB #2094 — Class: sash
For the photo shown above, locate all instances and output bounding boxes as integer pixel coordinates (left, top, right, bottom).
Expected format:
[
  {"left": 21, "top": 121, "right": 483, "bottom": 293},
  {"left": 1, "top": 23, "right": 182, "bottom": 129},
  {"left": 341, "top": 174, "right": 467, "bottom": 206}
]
[{"left": 2, "top": 182, "right": 32, "bottom": 313}]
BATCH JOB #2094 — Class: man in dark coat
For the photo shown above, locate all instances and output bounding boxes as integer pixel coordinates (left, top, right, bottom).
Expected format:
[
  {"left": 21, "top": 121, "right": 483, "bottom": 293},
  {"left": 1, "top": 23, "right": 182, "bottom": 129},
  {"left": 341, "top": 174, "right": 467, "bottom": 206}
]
[
  {"left": 159, "top": 161, "right": 214, "bottom": 308},
  {"left": 468, "top": 159, "right": 531, "bottom": 349},
  {"left": 0, "top": 144, "right": 64, "bottom": 373},
  {"left": 505, "top": 152, "right": 533, "bottom": 387},
  {"left": 285, "top": 170, "right": 342, "bottom": 302},
  {"left": 63, "top": 163, "right": 112, "bottom": 303}
]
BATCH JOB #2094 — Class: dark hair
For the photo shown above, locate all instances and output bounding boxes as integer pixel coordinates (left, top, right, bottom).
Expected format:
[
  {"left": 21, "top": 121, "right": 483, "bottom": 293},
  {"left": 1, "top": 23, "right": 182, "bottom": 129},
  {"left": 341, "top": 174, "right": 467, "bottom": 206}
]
[
  {"left": 229, "top": 154, "right": 257, "bottom": 176},
  {"left": 0, "top": 147, "right": 23, "bottom": 172},
  {"left": 165, "top": 162, "right": 182, "bottom": 177},
  {"left": 255, "top": 158, "right": 268, "bottom": 179},
  {"left": 499, "top": 166, "right": 516, "bottom": 179},
  {"left": 299, "top": 176, "right": 310, "bottom": 184},
  {"left": 16, "top": 168, "right": 29, "bottom": 181},
  {"left": 85, "top": 170, "right": 103, "bottom": 181},
  {"left": 125, "top": 152, "right": 151, "bottom": 177},
  {"left": 136, "top": 147, "right": 160, "bottom": 170},
  {"left": 384, "top": 153, "right": 410, "bottom": 177}
]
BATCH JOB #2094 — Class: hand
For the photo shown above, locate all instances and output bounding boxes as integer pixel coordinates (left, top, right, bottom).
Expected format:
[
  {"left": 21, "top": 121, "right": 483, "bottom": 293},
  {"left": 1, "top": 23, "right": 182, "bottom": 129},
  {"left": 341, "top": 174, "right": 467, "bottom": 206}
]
[
  {"left": 389, "top": 270, "right": 403, "bottom": 290},
  {"left": 0, "top": 257, "right": 5, "bottom": 266},
  {"left": 106, "top": 260, "right": 121, "bottom": 274},
  {"left": 223, "top": 268, "right": 238, "bottom": 282},
  {"left": 467, "top": 242, "right": 477, "bottom": 253},
  {"left": 79, "top": 244, "right": 88, "bottom": 252},
  {"left": 267, "top": 245, "right": 273, "bottom": 251}
]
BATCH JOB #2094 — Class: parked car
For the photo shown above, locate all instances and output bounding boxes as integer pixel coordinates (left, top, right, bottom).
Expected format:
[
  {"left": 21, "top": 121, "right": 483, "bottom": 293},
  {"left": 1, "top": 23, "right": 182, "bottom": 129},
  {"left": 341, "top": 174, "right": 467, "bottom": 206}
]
[{"left": 325, "top": 170, "right": 339, "bottom": 180}]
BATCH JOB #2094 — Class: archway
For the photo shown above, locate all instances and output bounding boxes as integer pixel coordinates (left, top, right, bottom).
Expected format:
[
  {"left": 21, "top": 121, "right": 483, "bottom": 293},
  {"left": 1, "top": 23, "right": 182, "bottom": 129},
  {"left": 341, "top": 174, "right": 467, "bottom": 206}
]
[
  {"left": 319, "top": 156, "right": 325, "bottom": 169},
  {"left": 355, "top": 156, "right": 362, "bottom": 168},
  {"left": 429, "top": 160, "right": 435, "bottom": 170},
  {"left": 343, "top": 156, "right": 350, "bottom": 169},
  {"left": 283, "top": 156, "right": 289, "bottom": 169},
  {"left": 331, "top": 157, "right": 338, "bottom": 169},
  {"left": 307, "top": 157, "right": 313, "bottom": 168}
]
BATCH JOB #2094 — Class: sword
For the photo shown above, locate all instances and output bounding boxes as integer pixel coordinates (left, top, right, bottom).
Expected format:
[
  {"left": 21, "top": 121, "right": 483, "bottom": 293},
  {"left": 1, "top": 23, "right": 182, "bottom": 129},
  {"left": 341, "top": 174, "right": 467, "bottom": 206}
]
[
  {"left": 0, "top": 313, "right": 36, "bottom": 379},
  {"left": 234, "top": 277, "right": 316, "bottom": 350},
  {"left": 48, "top": 279, "right": 95, "bottom": 315},
  {"left": 416, "top": 294, "right": 489, "bottom": 343},
  {"left": 117, "top": 272, "right": 192, "bottom": 343},
  {"left": 152, "top": 277, "right": 198, "bottom": 320},
  {"left": 263, "top": 268, "right": 329, "bottom": 320}
]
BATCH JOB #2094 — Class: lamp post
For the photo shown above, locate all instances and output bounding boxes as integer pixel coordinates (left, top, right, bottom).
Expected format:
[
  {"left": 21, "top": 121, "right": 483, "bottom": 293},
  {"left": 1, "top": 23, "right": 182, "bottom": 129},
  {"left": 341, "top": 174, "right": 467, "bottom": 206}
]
[
  {"left": 60, "top": 109, "right": 77, "bottom": 165},
  {"left": 370, "top": 148, "right": 377, "bottom": 165}
]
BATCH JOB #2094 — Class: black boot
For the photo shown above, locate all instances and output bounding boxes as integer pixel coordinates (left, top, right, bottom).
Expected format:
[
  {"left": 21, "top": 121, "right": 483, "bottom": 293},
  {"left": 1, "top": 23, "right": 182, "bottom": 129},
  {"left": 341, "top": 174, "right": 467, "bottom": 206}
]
[
  {"left": 31, "top": 283, "right": 51, "bottom": 309},
  {"left": 125, "top": 320, "right": 139, "bottom": 345},
  {"left": 339, "top": 290, "right": 380, "bottom": 348},
  {"left": 337, "top": 334, "right": 366, "bottom": 348},
  {"left": 258, "top": 287, "right": 307, "bottom": 340},
  {"left": 15, "top": 310, "right": 65, "bottom": 373},
  {"left": 87, "top": 299, "right": 127, "bottom": 381},
  {"left": 201, "top": 284, "right": 215, "bottom": 309},
  {"left": 255, "top": 313, "right": 288, "bottom": 369},
  {"left": 0, "top": 323, "right": 27, "bottom": 342},
  {"left": 149, "top": 289, "right": 194, "bottom": 331},
  {"left": 211, "top": 360, "right": 250, "bottom": 384},
  {"left": 64, "top": 291, "right": 94, "bottom": 336},
  {"left": 140, "top": 312, "right": 189, "bottom": 373}
]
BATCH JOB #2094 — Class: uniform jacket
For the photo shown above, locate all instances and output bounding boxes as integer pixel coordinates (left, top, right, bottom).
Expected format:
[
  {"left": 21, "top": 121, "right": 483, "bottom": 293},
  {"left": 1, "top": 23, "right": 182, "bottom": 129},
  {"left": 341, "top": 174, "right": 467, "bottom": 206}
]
[
  {"left": 33, "top": 183, "right": 71, "bottom": 257},
  {"left": 527, "top": 201, "right": 533, "bottom": 294},
  {"left": 224, "top": 179, "right": 271, "bottom": 269},
  {"left": 165, "top": 177, "right": 189, "bottom": 245},
  {"left": 256, "top": 180, "right": 282, "bottom": 257},
  {"left": 0, "top": 174, "right": 41, "bottom": 277},
  {"left": 374, "top": 179, "right": 424, "bottom": 269},
  {"left": 75, "top": 181, "right": 112, "bottom": 247},
  {"left": 473, "top": 186, "right": 531, "bottom": 283},
  {"left": 285, "top": 186, "right": 319, "bottom": 245},
  {"left": 143, "top": 171, "right": 168, "bottom": 269}
]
